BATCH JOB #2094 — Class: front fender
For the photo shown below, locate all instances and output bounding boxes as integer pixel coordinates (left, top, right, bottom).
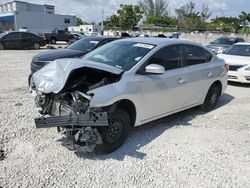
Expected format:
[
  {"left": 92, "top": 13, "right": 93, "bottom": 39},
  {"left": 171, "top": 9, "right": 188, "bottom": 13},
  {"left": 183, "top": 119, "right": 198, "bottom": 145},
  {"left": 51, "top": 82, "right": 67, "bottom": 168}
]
[{"left": 88, "top": 82, "right": 139, "bottom": 108}]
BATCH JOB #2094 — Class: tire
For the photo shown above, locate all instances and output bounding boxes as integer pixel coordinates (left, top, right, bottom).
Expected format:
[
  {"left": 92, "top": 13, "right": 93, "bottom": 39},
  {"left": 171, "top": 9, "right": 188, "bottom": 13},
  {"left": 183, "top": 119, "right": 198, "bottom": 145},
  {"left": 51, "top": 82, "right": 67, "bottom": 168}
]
[
  {"left": 201, "top": 83, "right": 221, "bottom": 112},
  {"left": 0, "top": 42, "right": 4, "bottom": 50},
  {"left": 96, "top": 108, "right": 130, "bottom": 154},
  {"left": 50, "top": 38, "right": 56, "bottom": 44},
  {"left": 33, "top": 42, "right": 40, "bottom": 50}
]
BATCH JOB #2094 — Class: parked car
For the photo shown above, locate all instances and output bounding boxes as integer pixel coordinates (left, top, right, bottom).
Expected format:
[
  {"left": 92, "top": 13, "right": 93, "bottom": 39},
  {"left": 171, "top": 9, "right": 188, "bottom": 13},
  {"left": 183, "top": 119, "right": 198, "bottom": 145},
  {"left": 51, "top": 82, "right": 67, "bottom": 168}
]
[
  {"left": 31, "top": 38, "right": 228, "bottom": 153},
  {"left": 44, "top": 29, "right": 74, "bottom": 44},
  {"left": 29, "top": 36, "right": 118, "bottom": 85},
  {"left": 68, "top": 33, "right": 86, "bottom": 44},
  {"left": 86, "top": 32, "right": 101, "bottom": 36},
  {"left": 207, "top": 36, "right": 245, "bottom": 54},
  {"left": 0, "top": 31, "right": 45, "bottom": 50},
  {"left": 218, "top": 43, "right": 250, "bottom": 83}
]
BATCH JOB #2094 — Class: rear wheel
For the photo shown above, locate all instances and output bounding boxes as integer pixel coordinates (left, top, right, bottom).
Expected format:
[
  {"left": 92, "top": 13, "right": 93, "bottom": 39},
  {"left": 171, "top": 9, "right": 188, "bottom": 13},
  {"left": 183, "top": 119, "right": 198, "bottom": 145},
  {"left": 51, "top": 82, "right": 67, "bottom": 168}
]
[
  {"left": 201, "top": 83, "right": 221, "bottom": 111},
  {"left": 0, "top": 42, "right": 4, "bottom": 50},
  {"left": 33, "top": 42, "right": 40, "bottom": 50},
  {"left": 96, "top": 108, "right": 130, "bottom": 154}
]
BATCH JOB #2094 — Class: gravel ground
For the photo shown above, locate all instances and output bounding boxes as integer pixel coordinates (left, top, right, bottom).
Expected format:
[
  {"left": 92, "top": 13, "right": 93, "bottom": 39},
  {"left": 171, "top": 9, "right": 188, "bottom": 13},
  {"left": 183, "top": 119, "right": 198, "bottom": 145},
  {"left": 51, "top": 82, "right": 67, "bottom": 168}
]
[{"left": 0, "top": 49, "right": 250, "bottom": 188}]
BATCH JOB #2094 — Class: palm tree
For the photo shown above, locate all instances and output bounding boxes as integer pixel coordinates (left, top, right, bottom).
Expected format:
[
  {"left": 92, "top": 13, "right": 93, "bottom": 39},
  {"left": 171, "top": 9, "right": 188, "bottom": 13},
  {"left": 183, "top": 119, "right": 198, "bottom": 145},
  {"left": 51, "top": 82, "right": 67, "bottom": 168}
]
[{"left": 239, "top": 11, "right": 250, "bottom": 33}]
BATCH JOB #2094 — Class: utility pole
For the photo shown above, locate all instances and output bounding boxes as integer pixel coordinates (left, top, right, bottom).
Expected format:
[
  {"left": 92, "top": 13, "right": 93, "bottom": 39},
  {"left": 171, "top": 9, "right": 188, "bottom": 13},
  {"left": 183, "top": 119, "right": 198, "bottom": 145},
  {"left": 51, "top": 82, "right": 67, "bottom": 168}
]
[{"left": 101, "top": 8, "right": 104, "bottom": 35}]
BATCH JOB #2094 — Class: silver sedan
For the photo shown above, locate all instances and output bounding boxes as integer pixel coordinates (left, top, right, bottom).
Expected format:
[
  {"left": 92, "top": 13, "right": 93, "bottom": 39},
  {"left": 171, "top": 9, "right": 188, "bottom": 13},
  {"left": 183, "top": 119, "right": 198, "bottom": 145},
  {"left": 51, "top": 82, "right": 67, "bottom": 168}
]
[{"left": 32, "top": 38, "right": 228, "bottom": 153}]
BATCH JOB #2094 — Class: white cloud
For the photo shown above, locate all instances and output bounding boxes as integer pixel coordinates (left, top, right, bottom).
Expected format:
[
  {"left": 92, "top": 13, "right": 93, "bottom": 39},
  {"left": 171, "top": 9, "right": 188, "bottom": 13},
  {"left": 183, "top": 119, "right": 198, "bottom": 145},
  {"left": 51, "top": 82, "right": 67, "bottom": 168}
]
[{"left": 207, "top": 0, "right": 227, "bottom": 10}]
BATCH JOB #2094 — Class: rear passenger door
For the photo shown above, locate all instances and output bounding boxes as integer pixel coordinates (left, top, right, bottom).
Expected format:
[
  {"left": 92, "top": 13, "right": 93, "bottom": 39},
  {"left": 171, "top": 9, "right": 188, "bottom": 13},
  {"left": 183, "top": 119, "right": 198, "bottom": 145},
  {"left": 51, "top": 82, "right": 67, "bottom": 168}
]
[
  {"left": 182, "top": 45, "right": 214, "bottom": 105},
  {"left": 21, "top": 33, "right": 34, "bottom": 48}
]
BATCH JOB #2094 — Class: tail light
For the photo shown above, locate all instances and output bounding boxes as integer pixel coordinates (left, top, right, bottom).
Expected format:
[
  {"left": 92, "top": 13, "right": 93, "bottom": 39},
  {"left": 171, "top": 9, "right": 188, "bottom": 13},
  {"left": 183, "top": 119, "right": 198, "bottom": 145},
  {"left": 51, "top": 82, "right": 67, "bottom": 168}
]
[{"left": 224, "top": 64, "right": 229, "bottom": 72}]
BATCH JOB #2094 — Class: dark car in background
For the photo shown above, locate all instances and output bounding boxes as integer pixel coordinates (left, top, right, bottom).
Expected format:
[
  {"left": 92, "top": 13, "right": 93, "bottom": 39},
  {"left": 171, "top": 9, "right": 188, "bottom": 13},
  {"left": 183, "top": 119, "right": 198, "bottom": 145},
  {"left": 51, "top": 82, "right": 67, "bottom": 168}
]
[
  {"left": 29, "top": 36, "right": 118, "bottom": 85},
  {"left": 207, "top": 36, "right": 245, "bottom": 54},
  {"left": 43, "top": 29, "right": 74, "bottom": 44},
  {"left": 0, "top": 31, "right": 46, "bottom": 50}
]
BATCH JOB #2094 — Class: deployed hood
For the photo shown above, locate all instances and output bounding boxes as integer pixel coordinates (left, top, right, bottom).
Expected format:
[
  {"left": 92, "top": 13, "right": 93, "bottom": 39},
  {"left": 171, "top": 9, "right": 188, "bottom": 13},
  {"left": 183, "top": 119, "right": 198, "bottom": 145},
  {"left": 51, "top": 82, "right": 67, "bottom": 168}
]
[
  {"left": 217, "top": 54, "right": 250, "bottom": 65},
  {"left": 33, "top": 49, "right": 86, "bottom": 62},
  {"left": 32, "top": 58, "right": 123, "bottom": 94}
]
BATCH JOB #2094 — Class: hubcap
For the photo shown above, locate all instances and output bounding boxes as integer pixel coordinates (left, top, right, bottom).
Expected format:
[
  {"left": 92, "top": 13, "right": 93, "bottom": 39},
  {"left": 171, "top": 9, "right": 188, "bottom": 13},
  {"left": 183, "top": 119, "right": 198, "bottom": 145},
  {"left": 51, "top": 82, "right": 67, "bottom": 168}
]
[
  {"left": 209, "top": 88, "right": 219, "bottom": 105},
  {"left": 34, "top": 43, "right": 39, "bottom": 49},
  {"left": 106, "top": 119, "right": 123, "bottom": 144}
]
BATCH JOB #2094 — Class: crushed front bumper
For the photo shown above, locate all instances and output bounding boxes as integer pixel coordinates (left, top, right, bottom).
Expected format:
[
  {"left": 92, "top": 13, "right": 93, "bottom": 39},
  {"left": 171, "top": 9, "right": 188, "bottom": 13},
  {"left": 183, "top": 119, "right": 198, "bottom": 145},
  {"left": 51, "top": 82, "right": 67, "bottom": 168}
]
[{"left": 35, "top": 112, "right": 109, "bottom": 128}]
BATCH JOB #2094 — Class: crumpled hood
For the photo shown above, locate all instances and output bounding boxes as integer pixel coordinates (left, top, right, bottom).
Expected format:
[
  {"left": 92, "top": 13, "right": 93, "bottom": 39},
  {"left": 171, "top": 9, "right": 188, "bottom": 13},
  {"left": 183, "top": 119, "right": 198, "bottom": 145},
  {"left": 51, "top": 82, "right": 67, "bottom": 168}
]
[
  {"left": 217, "top": 54, "right": 250, "bottom": 65},
  {"left": 32, "top": 58, "right": 123, "bottom": 94}
]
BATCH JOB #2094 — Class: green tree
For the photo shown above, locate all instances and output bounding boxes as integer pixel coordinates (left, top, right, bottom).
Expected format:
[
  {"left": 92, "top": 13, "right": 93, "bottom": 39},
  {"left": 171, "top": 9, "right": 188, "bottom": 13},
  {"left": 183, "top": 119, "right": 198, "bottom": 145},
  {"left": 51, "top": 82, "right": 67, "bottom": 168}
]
[
  {"left": 175, "top": 2, "right": 211, "bottom": 30},
  {"left": 138, "top": 0, "right": 169, "bottom": 17},
  {"left": 239, "top": 11, "right": 250, "bottom": 33},
  {"left": 104, "top": 4, "right": 143, "bottom": 30},
  {"left": 76, "top": 17, "right": 87, "bottom": 26},
  {"left": 210, "top": 17, "right": 241, "bottom": 32},
  {"left": 118, "top": 4, "right": 143, "bottom": 30},
  {"left": 144, "top": 16, "right": 177, "bottom": 25}
]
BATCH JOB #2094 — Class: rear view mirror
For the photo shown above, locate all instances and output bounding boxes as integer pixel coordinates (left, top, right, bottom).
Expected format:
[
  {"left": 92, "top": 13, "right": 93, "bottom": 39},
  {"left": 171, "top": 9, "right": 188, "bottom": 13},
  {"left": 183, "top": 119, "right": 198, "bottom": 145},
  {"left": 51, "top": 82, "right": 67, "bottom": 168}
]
[{"left": 145, "top": 64, "right": 165, "bottom": 74}]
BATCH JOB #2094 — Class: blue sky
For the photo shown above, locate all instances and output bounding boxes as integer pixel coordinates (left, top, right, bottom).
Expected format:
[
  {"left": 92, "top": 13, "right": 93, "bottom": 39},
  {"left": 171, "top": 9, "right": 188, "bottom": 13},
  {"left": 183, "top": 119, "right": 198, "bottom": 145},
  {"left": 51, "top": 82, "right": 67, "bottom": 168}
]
[{"left": 3, "top": 0, "right": 250, "bottom": 22}]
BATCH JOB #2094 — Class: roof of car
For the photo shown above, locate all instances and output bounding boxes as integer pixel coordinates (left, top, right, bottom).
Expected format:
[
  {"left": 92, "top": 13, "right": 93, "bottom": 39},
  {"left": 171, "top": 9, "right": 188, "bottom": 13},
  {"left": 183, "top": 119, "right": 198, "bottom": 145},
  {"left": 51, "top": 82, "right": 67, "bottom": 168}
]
[
  {"left": 220, "top": 36, "right": 244, "bottom": 39},
  {"left": 234, "top": 42, "right": 250, "bottom": 45},
  {"left": 80, "top": 36, "right": 117, "bottom": 41},
  {"left": 120, "top": 37, "right": 196, "bottom": 46}
]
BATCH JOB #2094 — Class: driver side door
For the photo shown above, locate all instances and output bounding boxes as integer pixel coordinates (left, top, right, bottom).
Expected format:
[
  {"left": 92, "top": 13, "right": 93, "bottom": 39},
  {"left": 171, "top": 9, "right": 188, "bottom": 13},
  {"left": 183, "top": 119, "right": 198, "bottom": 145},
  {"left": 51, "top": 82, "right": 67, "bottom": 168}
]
[{"left": 135, "top": 45, "right": 189, "bottom": 122}]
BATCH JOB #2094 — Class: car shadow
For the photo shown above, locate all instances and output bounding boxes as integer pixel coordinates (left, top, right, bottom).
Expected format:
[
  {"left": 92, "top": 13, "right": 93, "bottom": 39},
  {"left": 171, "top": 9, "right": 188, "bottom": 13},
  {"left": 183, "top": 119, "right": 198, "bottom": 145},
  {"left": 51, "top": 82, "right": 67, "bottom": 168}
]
[
  {"left": 228, "top": 81, "right": 250, "bottom": 88},
  {"left": 57, "top": 93, "right": 234, "bottom": 161}
]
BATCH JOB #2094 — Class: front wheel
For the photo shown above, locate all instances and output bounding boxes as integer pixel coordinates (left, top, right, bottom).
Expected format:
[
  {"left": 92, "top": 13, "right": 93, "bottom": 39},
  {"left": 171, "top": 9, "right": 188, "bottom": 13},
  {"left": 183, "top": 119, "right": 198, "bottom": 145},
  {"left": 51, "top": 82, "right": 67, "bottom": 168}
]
[
  {"left": 201, "top": 83, "right": 221, "bottom": 111},
  {"left": 96, "top": 108, "right": 130, "bottom": 154}
]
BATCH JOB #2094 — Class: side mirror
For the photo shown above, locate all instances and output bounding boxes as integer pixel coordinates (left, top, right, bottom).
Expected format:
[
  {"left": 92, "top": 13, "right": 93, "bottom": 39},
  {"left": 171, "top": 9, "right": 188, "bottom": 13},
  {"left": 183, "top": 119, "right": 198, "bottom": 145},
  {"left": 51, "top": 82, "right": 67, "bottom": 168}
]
[{"left": 145, "top": 64, "right": 165, "bottom": 74}]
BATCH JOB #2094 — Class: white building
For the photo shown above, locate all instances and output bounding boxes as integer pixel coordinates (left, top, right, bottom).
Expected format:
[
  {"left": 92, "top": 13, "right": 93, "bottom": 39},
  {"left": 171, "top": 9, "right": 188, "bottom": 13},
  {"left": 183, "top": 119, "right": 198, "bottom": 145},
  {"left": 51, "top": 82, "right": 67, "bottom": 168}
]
[
  {"left": 68, "top": 24, "right": 102, "bottom": 35},
  {"left": 0, "top": 1, "right": 76, "bottom": 34}
]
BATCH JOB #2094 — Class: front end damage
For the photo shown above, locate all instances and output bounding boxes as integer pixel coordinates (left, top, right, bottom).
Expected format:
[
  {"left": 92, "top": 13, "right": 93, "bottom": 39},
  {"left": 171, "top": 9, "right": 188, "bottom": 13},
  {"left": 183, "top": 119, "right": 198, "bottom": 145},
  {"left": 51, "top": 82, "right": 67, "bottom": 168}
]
[{"left": 31, "top": 59, "right": 123, "bottom": 152}]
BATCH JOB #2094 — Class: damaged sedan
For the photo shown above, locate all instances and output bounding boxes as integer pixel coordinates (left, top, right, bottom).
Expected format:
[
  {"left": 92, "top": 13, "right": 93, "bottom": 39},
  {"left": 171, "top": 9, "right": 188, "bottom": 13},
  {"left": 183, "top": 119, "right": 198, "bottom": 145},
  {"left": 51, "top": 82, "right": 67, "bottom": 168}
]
[{"left": 31, "top": 38, "right": 228, "bottom": 153}]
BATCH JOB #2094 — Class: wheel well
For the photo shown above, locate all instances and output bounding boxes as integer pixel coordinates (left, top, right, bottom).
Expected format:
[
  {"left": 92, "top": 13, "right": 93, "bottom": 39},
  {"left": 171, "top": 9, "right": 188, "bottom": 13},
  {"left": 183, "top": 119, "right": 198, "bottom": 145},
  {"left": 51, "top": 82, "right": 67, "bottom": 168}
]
[
  {"left": 212, "top": 80, "right": 222, "bottom": 95},
  {"left": 116, "top": 99, "right": 136, "bottom": 127}
]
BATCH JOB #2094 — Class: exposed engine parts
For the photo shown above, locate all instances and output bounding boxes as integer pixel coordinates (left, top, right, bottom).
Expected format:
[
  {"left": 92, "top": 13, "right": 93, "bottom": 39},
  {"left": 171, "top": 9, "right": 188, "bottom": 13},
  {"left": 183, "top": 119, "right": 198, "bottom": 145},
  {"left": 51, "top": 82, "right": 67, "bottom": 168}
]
[{"left": 32, "top": 66, "right": 123, "bottom": 153}]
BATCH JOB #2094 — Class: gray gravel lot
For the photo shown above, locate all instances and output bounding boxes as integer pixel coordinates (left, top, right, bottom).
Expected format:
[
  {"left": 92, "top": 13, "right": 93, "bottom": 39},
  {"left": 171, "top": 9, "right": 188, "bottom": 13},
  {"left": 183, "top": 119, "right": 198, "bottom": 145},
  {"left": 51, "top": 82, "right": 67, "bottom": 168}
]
[{"left": 0, "top": 49, "right": 250, "bottom": 188}]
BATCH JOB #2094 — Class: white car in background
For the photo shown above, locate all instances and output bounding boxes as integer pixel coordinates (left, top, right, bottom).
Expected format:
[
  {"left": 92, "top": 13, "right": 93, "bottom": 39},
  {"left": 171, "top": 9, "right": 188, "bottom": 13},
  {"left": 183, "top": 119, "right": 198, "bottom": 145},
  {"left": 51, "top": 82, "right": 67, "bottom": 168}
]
[{"left": 218, "top": 43, "right": 250, "bottom": 83}]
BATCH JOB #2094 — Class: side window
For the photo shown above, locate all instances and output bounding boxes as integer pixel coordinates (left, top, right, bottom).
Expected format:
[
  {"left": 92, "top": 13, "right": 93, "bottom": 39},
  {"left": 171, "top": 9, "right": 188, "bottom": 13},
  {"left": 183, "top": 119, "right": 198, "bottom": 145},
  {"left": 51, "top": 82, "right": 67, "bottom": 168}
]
[
  {"left": 183, "top": 45, "right": 212, "bottom": 66},
  {"left": 148, "top": 45, "right": 182, "bottom": 71},
  {"left": 58, "top": 30, "right": 64, "bottom": 34},
  {"left": 22, "top": 33, "right": 33, "bottom": 38},
  {"left": 4, "top": 33, "right": 21, "bottom": 39}
]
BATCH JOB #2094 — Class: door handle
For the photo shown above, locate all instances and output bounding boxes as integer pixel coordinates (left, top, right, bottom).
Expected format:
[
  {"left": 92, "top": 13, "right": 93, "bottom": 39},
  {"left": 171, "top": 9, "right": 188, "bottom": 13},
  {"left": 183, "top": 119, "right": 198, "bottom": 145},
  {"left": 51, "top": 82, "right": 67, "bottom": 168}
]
[
  {"left": 207, "top": 72, "right": 213, "bottom": 78},
  {"left": 177, "top": 77, "right": 186, "bottom": 84}
]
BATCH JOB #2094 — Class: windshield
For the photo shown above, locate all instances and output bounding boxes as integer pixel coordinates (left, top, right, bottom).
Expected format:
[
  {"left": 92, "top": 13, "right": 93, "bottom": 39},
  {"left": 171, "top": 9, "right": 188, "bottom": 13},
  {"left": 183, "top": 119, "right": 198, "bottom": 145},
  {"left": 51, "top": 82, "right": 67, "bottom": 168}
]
[
  {"left": 84, "top": 41, "right": 155, "bottom": 71},
  {"left": 67, "top": 38, "right": 100, "bottom": 51},
  {"left": 224, "top": 45, "right": 250, "bottom": 56}
]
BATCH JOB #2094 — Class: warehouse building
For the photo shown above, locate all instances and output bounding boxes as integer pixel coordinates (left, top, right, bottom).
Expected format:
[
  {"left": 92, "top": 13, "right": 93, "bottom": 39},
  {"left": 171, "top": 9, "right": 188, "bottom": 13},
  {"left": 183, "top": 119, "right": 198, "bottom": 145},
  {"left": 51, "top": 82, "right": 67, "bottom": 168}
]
[{"left": 0, "top": 1, "right": 76, "bottom": 34}]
